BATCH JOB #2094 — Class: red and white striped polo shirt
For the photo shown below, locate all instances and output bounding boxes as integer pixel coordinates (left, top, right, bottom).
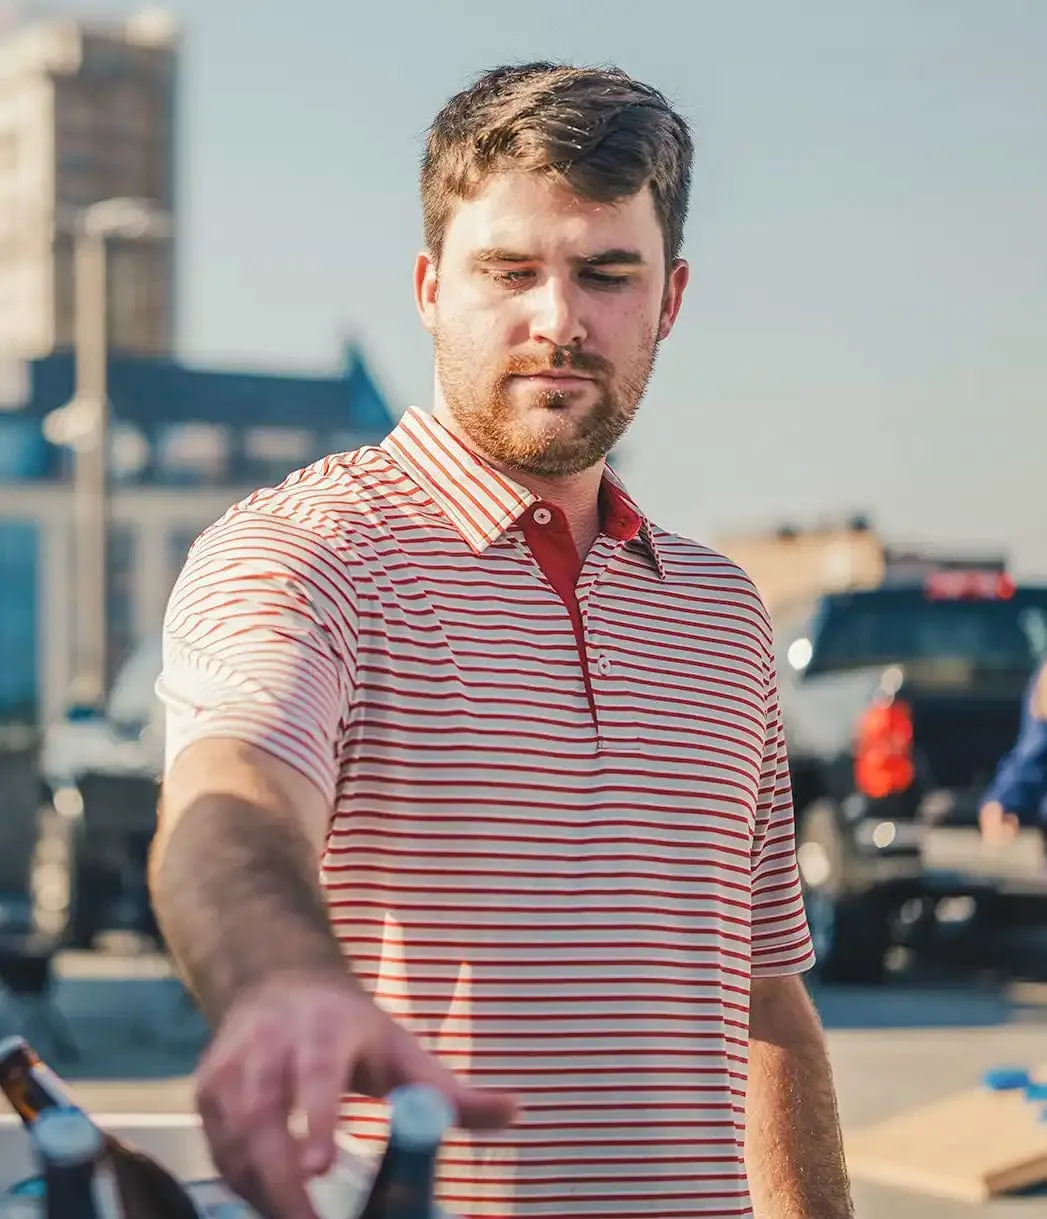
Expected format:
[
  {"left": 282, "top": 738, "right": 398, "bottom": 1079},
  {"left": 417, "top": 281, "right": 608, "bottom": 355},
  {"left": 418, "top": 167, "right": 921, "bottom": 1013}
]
[{"left": 159, "top": 405, "right": 815, "bottom": 1219}]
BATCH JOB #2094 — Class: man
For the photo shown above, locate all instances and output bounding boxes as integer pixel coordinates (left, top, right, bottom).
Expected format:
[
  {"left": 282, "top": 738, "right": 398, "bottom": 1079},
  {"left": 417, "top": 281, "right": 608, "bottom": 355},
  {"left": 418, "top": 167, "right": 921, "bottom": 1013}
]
[
  {"left": 979, "top": 658, "right": 1047, "bottom": 844},
  {"left": 149, "top": 62, "right": 853, "bottom": 1219}
]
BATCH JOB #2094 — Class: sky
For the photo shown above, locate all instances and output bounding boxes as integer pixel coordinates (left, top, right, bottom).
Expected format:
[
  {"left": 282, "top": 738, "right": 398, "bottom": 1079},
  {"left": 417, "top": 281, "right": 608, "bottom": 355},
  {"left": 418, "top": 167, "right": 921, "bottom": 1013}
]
[{"left": 48, "top": 0, "right": 1047, "bottom": 574}]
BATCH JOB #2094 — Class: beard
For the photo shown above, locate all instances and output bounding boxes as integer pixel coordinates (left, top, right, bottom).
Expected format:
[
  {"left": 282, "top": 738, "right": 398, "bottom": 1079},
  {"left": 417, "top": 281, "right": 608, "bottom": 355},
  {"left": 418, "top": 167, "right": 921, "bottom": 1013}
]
[{"left": 433, "top": 328, "right": 659, "bottom": 477}]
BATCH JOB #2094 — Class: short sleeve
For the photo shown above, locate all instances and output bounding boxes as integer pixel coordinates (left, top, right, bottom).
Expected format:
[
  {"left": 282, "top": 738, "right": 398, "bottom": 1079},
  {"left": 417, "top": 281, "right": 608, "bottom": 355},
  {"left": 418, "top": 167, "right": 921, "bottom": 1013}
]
[
  {"left": 156, "top": 508, "right": 358, "bottom": 807},
  {"left": 749, "top": 659, "right": 816, "bottom": 977}
]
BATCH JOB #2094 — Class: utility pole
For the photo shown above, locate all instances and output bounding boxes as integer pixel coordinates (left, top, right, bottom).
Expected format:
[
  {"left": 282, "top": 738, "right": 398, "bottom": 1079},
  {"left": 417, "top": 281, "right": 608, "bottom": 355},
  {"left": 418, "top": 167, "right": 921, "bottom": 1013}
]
[
  {"left": 44, "top": 198, "right": 172, "bottom": 714},
  {"left": 69, "top": 223, "right": 109, "bottom": 710}
]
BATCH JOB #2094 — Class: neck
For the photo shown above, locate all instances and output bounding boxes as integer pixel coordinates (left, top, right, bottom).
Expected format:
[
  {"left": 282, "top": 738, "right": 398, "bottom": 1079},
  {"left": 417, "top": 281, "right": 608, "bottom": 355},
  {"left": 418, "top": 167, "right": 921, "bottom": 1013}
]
[{"left": 432, "top": 401, "right": 604, "bottom": 556}]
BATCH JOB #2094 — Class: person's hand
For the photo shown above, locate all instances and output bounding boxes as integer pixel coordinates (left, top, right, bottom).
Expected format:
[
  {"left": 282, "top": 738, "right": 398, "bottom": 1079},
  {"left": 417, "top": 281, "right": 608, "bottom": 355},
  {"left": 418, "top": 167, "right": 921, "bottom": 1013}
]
[
  {"left": 195, "top": 969, "right": 518, "bottom": 1219},
  {"left": 979, "top": 800, "right": 1020, "bottom": 845}
]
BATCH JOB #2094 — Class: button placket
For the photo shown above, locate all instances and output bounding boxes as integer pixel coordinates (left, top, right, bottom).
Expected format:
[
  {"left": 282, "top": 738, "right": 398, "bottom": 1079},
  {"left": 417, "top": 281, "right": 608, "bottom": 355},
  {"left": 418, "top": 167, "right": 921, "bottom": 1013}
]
[
  {"left": 585, "top": 591, "right": 637, "bottom": 751},
  {"left": 578, "top": 579, "right": 607, "bottom": 678}
]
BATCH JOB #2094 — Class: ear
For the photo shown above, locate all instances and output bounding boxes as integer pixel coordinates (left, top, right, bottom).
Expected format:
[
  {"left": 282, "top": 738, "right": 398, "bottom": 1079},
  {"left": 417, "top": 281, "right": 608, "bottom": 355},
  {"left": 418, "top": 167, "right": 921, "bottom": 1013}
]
[
  {"left": 657, "top": 258, "right": 690, "bottom": 341},
  {"left": 414, "top": 250, "right": 439, "bottom": 334}
]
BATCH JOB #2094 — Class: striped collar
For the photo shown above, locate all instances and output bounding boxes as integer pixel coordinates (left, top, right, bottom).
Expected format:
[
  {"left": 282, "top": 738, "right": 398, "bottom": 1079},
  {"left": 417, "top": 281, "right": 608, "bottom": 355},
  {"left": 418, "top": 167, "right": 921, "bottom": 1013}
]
[{"left": 383, "top": 407, "right": 665, "bottom": 578}]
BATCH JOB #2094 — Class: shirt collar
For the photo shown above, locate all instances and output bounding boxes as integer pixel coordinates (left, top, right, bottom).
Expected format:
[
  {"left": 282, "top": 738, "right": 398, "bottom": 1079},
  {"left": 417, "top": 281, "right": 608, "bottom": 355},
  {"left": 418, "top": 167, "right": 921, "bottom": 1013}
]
[{"left": 383, "top": 407, "right": 665, "bottom": 578}]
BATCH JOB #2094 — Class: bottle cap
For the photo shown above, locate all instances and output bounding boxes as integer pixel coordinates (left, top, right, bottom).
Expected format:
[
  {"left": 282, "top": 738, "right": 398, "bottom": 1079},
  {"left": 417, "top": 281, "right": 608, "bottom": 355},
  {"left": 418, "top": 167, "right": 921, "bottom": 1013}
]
[
  {"left": 0, "top": 1036, "right": 28, "bottom": 1061},
  {"left": 983, "top": 1067, "right": 1031, "bottom": 1091},
  {"left": 387, "top": 1085, "right": 454, "bottom": 1151},
  {"left": 31, "top": 1108, "right": 103, "bottom": 1167}
]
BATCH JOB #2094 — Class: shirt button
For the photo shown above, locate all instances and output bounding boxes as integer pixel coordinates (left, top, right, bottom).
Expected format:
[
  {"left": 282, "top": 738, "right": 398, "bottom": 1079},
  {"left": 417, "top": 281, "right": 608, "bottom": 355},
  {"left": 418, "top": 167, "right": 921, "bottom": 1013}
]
[
  {"left": 532, "top": 506, "right": 552, "bottom": 526},
  {"left": 596, "top": 655, "right": 612, "bottom": 677}
]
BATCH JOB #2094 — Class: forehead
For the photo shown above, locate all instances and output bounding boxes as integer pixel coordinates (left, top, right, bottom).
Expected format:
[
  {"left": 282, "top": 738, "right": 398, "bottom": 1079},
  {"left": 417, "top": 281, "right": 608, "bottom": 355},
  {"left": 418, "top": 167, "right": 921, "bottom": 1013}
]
[{"left": 441, "top": 171, "right": 662, "bottom": 259}]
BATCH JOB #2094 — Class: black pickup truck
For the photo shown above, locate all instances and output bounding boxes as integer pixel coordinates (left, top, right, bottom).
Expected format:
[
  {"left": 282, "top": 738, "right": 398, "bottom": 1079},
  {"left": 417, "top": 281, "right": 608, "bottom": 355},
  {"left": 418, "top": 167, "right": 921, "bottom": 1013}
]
[{"left": 776, "top": 570, "right": 1047, "bottom": 984}]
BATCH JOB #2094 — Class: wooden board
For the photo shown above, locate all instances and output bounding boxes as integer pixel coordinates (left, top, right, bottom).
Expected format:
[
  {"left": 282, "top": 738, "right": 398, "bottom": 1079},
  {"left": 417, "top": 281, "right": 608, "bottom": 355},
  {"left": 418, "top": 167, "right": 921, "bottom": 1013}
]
[{"left": 845, "top": 1062, "right": 1047, "bottom": 1203}]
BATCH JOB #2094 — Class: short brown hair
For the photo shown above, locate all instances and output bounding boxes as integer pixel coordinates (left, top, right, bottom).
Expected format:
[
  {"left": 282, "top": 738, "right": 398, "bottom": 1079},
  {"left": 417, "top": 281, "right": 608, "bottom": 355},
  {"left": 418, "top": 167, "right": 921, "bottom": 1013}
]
[{"left": 421, "top": 62, "right": 694, "bottom": 268}]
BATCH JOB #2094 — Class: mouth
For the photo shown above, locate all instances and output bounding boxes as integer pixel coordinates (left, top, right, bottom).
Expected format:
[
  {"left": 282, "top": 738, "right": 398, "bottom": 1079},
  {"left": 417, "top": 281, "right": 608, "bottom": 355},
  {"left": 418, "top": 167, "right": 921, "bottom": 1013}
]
[{"left": 513, "top": 373, "right": 594, "bottom": 388}]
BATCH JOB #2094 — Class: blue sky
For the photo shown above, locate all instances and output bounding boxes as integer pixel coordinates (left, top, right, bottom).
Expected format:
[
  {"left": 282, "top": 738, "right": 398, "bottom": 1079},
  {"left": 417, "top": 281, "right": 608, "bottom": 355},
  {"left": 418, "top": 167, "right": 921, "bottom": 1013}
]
[{"left": 56, "top": 0, "right": 1047, "bottom": 574}]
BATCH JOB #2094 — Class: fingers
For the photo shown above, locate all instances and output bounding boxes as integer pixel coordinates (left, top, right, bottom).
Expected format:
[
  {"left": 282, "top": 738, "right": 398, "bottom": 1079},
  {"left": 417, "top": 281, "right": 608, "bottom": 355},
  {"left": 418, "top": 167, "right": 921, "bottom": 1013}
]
[
  {"left": 195, "top": 983, "right": 519, "bottom": 1219},
  {"left": 980, "top": 806, "right": 1020, "bottom": 845},
  {"left": 197, "top": 1035, "right": 318, "bottom": 1219},
  {"left": 292, "top": 1031, "right": 346, "bottom": 1177},
  {"left": 395, "top": 1035, "right": 519, "bottom": 1132},
  {"left": 452, "top": 1084, "right": 520, "bottom": 1131},
  {"left": 240, "top": 1108, "right": 317, "bottom": 1219}
]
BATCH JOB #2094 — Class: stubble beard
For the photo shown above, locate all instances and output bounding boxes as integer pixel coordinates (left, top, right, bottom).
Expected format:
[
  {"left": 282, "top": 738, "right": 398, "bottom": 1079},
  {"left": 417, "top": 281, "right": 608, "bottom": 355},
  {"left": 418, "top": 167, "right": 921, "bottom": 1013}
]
[{"left": 434, "top": 329, "right": 659, "bottom": 478}]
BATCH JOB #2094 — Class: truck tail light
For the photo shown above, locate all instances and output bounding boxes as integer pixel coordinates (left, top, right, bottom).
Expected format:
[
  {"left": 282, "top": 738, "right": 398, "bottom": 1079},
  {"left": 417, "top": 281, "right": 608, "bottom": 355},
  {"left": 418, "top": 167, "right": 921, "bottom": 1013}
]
[{"left": 855, "top": 697, "right": 915, "bottom": 798}]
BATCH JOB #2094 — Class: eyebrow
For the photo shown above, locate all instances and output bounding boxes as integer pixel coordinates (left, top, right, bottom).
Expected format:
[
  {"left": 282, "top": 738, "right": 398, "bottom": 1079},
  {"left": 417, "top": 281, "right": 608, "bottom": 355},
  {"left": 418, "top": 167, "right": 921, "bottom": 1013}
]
[{"left": 472, "top": 247, "right": 647, "bottom": 268}]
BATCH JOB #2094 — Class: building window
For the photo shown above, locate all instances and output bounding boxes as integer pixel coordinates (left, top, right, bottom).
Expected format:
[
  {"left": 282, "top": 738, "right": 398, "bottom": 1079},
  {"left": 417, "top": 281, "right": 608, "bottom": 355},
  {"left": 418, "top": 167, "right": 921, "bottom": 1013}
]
[
  {"left": 0, "top": 521, "right": 38, "bottom": 723},
  {"left": 109, "top": 423, "right": 151, "bottom": 482},
  {"left": 0, "top": 419, "right": 45, "bottom": 480},
  {"left": 156, "top": 423, "right": 230, "bottom": 484},
  {"left": 243, "top": 427, "right": 315, "bottom": 465}
]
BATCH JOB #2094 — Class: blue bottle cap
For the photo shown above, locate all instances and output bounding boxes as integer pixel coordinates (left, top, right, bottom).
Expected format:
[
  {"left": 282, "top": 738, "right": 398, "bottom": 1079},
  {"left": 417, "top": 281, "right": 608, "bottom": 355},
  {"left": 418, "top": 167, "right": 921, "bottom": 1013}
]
[
  {"left": 31, "top": 1108, "right": 103, "bottom": 1167},
  {"left": 1025, "top": 1082, "right": 1047, "bottom": 1102},
  {"left": 387, "top": 1085, "right": 454, "bottom": 1151},
  {"left": 984, "top": 1067, "right": 1032, "bottom": 1091}
]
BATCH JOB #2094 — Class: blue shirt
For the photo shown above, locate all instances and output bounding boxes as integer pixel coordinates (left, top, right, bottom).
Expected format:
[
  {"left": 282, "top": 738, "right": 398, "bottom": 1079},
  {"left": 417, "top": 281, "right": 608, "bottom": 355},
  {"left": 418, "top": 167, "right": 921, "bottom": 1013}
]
[{"left": 982, "top": 660, "right": 1047, "bottom": 823}]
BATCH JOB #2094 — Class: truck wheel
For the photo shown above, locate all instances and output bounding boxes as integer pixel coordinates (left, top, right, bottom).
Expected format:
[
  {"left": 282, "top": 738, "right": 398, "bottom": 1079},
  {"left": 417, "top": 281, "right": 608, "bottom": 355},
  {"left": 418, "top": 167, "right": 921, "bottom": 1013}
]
[{"left": 797, "top": 802, "right": 891, "bottom": 986}]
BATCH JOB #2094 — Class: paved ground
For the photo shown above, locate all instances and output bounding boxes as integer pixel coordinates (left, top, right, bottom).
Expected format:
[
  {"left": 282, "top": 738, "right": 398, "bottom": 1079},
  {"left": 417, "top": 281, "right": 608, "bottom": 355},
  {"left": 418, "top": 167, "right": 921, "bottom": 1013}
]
[
  {"left": 4, "top": 942, "right": 1047, "bottom": 1217},
  {"left": 826, "top": 997, "right": 1047, "bottom": 1216}
]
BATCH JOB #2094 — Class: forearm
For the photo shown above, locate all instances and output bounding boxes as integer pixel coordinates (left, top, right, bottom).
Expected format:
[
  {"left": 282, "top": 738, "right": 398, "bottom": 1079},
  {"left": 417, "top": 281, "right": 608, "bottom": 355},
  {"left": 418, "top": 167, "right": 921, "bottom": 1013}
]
[
  {"left": 745, "top": 976, "right": 853, "bottom": 1218},
  {"left": 148, "top": 793, "right": 348, "bottom": 1026}
]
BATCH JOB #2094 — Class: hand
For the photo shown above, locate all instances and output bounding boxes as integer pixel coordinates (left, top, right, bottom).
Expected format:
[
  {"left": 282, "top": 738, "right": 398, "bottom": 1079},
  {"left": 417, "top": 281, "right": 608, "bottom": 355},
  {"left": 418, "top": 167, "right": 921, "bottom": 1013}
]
[
  {"left": 979, "top": 801, "right": 1020, "bottom": 845},
  {"left": 195, "top": 970, "right": 518, "bottom": 1219}
]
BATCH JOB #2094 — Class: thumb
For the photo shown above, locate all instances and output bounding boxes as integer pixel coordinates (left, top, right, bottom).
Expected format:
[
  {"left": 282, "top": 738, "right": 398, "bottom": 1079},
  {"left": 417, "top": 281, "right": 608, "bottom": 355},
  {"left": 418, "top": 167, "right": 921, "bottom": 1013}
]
[{"left": 400, "top": 1043, "right": 518, "bottom": 1132}]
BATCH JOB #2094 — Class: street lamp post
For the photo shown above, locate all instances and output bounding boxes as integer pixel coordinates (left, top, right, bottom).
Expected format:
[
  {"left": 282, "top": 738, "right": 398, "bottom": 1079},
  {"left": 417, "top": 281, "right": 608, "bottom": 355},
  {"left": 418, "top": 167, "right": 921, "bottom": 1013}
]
[
  {"left": 44, "top": 198, "right": 172, "bottom": 713},
  {"left": 71, "top": 224, "right": 109, "bottom": 711}
]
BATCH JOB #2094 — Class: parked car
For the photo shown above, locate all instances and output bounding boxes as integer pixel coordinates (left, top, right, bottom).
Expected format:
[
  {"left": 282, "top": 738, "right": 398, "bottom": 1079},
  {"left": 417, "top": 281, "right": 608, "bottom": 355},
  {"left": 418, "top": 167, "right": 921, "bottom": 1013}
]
[
  {"left": 32, "top": 636, "right": 163, "bottom": 947},
  {"left": 777, "top": 570, "right": 1047, "bottom": 984}
]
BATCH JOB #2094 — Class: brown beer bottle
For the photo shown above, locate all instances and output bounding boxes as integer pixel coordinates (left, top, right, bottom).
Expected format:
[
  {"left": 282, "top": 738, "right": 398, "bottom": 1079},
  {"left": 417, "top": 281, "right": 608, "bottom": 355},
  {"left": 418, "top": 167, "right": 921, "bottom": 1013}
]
[{"left": 0, "top": 1035, "right": 200, "bottom": 1218}]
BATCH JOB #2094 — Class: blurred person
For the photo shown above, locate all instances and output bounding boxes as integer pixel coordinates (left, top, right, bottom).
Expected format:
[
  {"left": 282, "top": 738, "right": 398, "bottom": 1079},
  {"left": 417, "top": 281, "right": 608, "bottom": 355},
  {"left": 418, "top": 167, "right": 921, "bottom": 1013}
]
[
  {"left": 148, "top": 63, "right": 852, "bottom": 1219},
  {"left": 979, "top": 658, "right": 1047, "bottom": 845}
]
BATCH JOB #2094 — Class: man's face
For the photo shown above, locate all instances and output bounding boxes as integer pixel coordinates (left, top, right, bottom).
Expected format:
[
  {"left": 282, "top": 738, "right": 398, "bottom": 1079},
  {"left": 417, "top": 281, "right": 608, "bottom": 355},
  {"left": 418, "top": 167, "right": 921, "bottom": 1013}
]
[{"left": 415, "top": 172, "right": 689, "bottom": 477}]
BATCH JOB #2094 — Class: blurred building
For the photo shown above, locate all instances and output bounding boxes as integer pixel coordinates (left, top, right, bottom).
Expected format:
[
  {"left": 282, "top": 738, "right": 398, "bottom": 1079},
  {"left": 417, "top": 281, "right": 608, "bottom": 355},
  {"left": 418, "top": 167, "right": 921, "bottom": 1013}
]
[
  {"left": 0, "top": 7, "right": 178, "bottom": 357},
  {"left": 0, "top": 341, "right": 397, "bottom": 725}
]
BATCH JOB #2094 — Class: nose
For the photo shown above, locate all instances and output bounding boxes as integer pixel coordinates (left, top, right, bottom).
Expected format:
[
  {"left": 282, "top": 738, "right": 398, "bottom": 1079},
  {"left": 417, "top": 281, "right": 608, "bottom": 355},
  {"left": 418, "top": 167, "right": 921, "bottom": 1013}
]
[{"left": 528, "top": 275, "right": 587, "bottom": 349}]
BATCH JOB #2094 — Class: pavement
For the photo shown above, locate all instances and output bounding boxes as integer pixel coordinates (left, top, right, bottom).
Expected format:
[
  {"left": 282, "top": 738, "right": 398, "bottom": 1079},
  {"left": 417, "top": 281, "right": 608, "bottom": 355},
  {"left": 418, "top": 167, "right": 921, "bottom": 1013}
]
[{"left": 3, "top": 939, "right": 1047, "bottom": 1218}]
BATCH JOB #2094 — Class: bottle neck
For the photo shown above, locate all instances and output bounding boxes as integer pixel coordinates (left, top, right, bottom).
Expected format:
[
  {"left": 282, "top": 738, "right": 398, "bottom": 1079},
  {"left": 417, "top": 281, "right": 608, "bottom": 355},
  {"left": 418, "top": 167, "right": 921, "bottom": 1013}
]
[
  {"left": 0, "top": 1043, "right": 75, "bottom": 1126},
  {"left": 358, "top": 1140, "right": 440, "bottom": 1219}
]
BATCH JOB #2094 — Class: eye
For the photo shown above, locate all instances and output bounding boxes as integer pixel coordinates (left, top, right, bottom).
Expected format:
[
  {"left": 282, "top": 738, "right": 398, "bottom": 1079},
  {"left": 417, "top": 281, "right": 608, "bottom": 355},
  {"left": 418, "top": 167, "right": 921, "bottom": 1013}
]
[
  {"left": 489, "top": 269, "right": 533, "bottom": 285},
  {"left": 582, "top": 270, "right": 629, "bottom": 288}
]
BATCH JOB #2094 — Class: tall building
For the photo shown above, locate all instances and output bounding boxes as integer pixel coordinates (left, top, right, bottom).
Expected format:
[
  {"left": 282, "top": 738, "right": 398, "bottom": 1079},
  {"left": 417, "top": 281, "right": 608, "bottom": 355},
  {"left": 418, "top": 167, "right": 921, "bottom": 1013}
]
[{"left": 0, "top": 7, "right": 178, "bottom": 358}]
